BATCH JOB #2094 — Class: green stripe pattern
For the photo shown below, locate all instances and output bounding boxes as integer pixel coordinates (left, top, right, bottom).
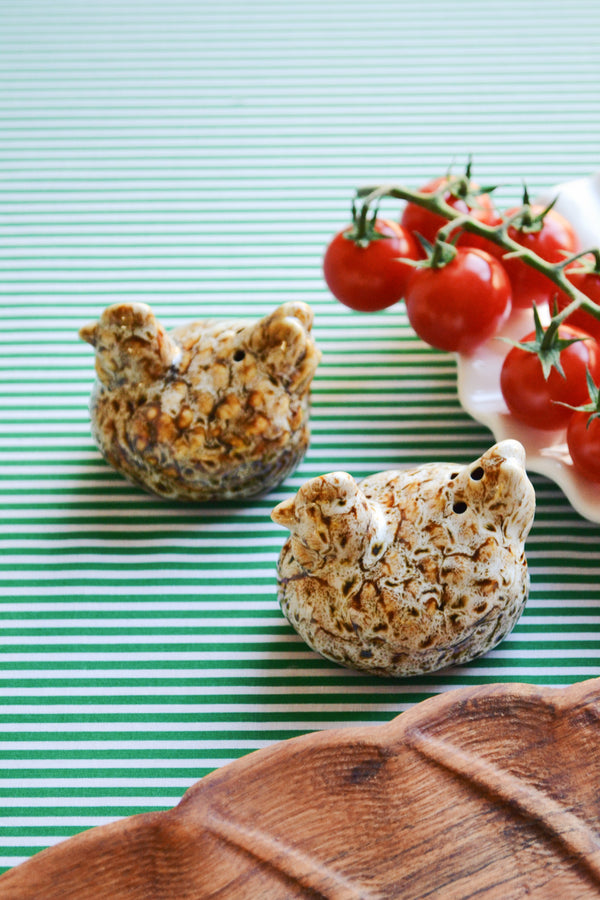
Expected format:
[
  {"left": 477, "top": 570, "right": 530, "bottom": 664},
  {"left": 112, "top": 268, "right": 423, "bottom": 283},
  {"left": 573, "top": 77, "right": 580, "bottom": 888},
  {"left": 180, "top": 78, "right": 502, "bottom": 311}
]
[{"left": 2, "top": 0, "right": 600, "bottom": 873}]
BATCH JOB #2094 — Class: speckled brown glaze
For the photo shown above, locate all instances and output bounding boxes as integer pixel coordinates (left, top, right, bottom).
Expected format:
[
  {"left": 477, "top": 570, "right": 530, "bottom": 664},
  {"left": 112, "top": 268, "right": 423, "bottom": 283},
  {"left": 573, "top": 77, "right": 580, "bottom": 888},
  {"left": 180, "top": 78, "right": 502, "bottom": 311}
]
[
  {"left": 272, "top": 441, "right": 535, "bottom": 677},
  {"left": 79, "top": 301, "right": 320, "bottom": 502}
]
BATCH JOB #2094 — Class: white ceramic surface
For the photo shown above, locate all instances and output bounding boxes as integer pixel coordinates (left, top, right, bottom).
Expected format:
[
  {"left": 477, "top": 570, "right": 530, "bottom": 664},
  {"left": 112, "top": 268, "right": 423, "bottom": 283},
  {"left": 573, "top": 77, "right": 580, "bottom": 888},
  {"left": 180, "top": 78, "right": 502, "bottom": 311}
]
[{"left": 456, "top": 173, "right": 600, "bottom": 523}]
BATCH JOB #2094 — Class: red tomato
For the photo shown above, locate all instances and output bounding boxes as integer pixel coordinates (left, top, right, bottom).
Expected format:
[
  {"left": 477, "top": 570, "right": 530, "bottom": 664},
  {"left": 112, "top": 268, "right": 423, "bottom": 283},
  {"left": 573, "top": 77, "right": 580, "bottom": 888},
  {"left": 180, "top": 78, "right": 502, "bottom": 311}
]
[
  {"left": 567, "top": 412, "right": 600, "bottom": 482},
  {"left": 404, "top": 246, "right": 511, "bottom": 353},
  {"left": 554, "top": 257, "right": 600, "bottom": 342},
  {"left": 323, "top": 218, "right": 419, "bottom": 312},
  {"left": 499, "top": 325, "right": 600, "bottom": 430},
  {"left": 502, "top": 205, "right": 578, "bottom": 309},
  {"left": 400, "top": 175, "right": 499, "bottom": 250}
]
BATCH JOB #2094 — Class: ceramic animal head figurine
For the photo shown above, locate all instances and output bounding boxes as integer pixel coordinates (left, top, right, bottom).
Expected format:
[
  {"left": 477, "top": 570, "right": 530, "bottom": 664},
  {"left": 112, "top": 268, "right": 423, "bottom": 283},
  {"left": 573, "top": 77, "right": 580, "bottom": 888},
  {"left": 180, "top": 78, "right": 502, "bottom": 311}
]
[
  {"left": 80, "top": 301, "right": 321, "bottom": 502},
  {"left": 272, "top": 440, "right": 535, "bottom": 677}
]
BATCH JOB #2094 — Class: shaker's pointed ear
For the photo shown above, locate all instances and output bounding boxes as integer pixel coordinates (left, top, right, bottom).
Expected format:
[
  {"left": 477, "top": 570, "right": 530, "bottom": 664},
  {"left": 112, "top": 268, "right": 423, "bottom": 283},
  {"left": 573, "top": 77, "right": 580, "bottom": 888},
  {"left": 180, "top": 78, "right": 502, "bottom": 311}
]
[
  {"left": 271, "top": 497, "right": 296, "bottom": 530},
  {"left": 276, "top": 301, "right": 314, "bottom": 330},
  {"left": 79, "top": 322, "right": 99, "bottom": 346}
]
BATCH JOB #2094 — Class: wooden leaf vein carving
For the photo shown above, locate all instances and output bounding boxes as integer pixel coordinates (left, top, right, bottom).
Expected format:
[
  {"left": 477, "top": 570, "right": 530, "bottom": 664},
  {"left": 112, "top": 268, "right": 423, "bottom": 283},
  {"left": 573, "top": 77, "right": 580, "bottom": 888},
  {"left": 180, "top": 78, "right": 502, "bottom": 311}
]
[
  {"left": 2, "top": 678, "right": 600, "bottom": 899},
  {"left": 205, "top": 811, "right": 381, "bottom": 900},
  {"left": 407, "top": 727, "right": 600, "bottom": 888}
]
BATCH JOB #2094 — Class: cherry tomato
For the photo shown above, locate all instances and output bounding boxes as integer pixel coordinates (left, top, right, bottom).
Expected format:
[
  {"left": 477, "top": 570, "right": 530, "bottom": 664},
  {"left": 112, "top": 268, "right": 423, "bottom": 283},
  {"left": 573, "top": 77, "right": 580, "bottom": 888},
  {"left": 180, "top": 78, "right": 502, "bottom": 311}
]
[
  {"left": 501, "top": 205, "right": 578, "bottom": 309},
  {"left": 554, "top": 257, "right": 600, "bottom": 342},
  {"left": 323, "top": 218, "right": 419, "bottom": 312},
  {"left": 567, "top": 412, "right": 600, "bottom": 482},
  {"left": 404, "top": 246, "right": 511, "bottom": 353},
  {"left": 400, "top": 176, "right": 499, "bottom": 249},
  {"left": 499, "top": 325, "right": 600, "bottom": 430}
]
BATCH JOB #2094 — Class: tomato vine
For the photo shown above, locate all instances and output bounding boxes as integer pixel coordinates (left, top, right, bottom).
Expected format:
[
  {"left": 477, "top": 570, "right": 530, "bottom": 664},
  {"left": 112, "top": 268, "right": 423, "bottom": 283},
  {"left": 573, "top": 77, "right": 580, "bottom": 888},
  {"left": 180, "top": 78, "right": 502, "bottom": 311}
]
[{"left": 352, "top": 177, "right": 600, "bottom": 329}]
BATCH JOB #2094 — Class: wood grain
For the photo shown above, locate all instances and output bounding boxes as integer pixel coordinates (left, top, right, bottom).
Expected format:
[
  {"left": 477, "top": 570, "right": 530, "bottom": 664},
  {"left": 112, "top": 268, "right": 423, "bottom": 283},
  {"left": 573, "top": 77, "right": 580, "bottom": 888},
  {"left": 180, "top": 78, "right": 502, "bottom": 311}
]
[{"left": 2, "top": 678, "right": 600, "bottom": 898}]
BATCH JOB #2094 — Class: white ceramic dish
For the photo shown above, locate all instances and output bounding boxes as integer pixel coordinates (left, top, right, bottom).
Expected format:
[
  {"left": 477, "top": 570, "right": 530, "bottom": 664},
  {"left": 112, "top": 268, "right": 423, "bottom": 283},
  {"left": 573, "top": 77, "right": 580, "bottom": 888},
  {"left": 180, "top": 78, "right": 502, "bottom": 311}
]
[{"left": 456, "top": 173, "right": 600, "bottom": 523}]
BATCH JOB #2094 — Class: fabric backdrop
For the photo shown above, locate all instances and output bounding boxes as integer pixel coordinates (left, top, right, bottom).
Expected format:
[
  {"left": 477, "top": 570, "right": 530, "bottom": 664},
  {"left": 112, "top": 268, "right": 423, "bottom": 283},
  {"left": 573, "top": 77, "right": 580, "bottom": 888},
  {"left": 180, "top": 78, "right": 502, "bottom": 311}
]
[{"left": 1, "top": 0, "right": 600, "bottom": 872}]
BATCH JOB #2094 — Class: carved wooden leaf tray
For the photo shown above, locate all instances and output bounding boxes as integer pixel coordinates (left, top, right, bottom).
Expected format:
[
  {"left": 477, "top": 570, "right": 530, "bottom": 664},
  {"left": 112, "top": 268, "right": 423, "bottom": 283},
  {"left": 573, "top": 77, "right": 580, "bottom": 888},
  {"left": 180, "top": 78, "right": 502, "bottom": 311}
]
[{"left": 2, "top": 678, "right": 600, "bottom": 899}]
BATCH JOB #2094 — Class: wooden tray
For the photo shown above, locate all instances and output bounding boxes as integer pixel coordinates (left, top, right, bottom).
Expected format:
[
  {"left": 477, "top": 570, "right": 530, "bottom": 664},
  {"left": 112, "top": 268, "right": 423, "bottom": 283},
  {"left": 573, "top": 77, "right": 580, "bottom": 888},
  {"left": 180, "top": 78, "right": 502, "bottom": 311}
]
[{"left": 2, "top": 678, "right": 600, "bottom": 898}]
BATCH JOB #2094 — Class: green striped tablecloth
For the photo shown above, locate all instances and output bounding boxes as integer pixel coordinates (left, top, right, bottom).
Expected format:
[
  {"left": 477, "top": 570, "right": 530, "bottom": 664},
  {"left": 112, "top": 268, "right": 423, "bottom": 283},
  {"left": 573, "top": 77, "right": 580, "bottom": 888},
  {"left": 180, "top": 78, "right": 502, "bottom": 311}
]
[{"left": 1, "top": 0, "right": 600, "bottom": 875}]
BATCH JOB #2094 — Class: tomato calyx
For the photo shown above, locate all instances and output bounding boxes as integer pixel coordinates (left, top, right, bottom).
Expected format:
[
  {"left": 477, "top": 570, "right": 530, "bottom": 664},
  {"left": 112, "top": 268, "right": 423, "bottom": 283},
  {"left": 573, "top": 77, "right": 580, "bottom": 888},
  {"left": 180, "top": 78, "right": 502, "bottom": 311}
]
[
  {"left": 504, "top": 187, "right": 559, "bottom": 236},
  {"left": 413, "top": 235, "right": 459, "bottom": 270},
  {"left": 343, "top": 201, "right": 393, "bottom": 249},
  {"left": 556, "top": 369, "right": 600, "bottom": 425},
  {"left": 505, "top": 304, "right": 587, "bottom": 381},
  {"left": 443, "top": 158, "right": 498, "bottom": 211}
]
